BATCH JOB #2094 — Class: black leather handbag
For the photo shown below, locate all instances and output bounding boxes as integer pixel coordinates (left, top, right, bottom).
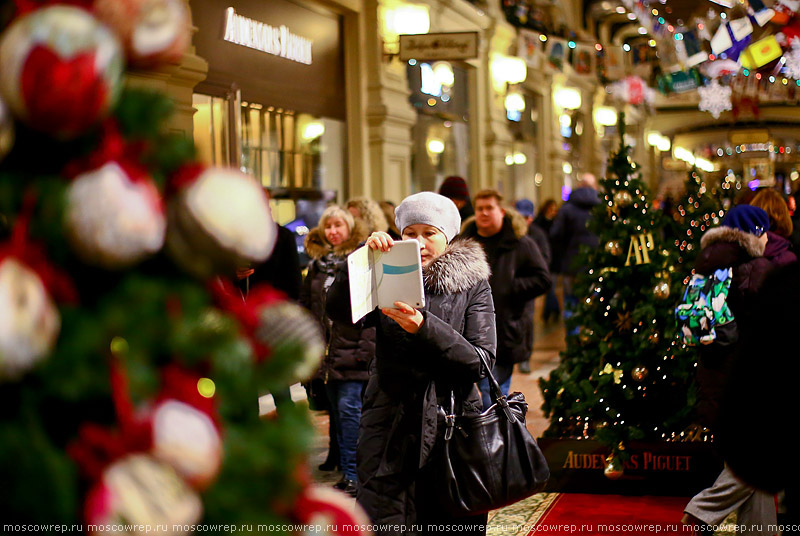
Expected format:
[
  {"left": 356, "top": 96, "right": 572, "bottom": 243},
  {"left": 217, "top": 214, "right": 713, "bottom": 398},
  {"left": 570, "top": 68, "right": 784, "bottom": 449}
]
[{"left": 437, "top": 350, "right": 550, "bottom": 515}]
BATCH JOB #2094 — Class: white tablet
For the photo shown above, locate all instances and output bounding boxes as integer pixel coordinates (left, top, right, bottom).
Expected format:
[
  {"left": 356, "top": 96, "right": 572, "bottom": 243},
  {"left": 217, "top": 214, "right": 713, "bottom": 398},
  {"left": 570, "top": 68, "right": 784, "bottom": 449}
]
[{"left": 347, "top": 240, "right": 425, "bottom": 323}]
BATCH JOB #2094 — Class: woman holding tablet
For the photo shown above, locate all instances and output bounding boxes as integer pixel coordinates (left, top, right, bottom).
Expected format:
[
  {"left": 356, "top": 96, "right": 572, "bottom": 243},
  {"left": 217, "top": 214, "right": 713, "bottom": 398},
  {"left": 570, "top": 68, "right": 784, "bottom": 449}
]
[{"left": 326, "top": 192, "right": 497, "bottom": 536}]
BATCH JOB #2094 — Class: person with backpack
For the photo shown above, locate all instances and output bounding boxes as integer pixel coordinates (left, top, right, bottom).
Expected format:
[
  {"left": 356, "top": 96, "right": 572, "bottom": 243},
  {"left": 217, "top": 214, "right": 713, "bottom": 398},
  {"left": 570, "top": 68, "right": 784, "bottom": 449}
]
[{"left": 682, "top": 205, "right": 777, "bottom": 534}]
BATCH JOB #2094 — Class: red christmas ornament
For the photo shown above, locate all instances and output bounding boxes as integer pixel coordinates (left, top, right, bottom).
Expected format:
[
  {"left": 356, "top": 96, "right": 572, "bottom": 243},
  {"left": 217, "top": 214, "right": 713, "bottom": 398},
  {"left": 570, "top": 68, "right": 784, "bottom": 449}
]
[{"left": 0, "top": 6, "right": 124, "bottom": 138}]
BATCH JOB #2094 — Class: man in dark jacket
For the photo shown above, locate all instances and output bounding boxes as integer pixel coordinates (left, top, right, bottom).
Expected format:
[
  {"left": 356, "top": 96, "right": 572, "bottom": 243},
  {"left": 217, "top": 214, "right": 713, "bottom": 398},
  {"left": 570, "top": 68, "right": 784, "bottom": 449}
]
[
  {"left": 514, "top": 198, "right": 551, "bottom": 374},
  {"left": 461, "top": 189, "right": 551, "bottom": 408},
  {"left": 549, "top": 173, "right": 600, "bottom": 322}
]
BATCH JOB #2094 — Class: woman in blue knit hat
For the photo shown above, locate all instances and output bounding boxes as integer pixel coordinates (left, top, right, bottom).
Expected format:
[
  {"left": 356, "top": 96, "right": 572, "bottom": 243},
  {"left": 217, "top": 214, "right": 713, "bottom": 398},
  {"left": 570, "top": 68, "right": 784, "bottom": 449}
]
[{"left": 683, "top": 204, "right": 777, "bottom": 534}]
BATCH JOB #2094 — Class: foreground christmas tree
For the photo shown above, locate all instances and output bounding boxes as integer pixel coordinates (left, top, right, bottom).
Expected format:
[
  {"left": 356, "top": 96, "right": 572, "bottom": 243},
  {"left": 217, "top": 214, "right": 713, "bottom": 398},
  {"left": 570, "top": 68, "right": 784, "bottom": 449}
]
[
  {"left": 0, "top": 3, "right": 367, "bottom": 532},
  {"left": 539, "top": 116, "right": 696, "bottom": 468}
]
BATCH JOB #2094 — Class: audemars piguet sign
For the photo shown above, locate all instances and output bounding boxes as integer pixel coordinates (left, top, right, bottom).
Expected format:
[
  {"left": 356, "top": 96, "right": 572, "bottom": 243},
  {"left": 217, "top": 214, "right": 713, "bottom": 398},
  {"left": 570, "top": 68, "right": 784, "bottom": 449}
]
[{"left": 223, "top": 7, "right": 313, "bottom": 65}]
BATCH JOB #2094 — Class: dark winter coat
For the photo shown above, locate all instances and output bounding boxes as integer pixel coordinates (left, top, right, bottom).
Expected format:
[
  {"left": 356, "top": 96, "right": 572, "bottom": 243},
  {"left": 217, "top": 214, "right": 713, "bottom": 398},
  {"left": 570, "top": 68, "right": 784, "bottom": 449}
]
[
  {"left": 236, "top": 224, "right": 302, "bottom": 300},
  {"left": 718, "top": 262, "right": 799, "bottom": 499},
  {"left": 550, "top": 187, "right": 600, "bottom": 275},
  {"left": 534, "top": 213, "right": 558, "bottom": 272},
  {"left": 527, "top": 221, "right": 552, "bottom": 266},
  {"left": 300, "top": 220, "right": 373, "bottom": 382},
  {"left": 763, "top": 230, "right": 797, "bottom": 268},
  {"left": 461, "top": 210, "right": 551, "bottom": 365},
  {"left": 326, "top": 238, "right": 496, "bottom": 529},
  {"left": 693, "top": 226, "right": 774, "bottom": 428}
]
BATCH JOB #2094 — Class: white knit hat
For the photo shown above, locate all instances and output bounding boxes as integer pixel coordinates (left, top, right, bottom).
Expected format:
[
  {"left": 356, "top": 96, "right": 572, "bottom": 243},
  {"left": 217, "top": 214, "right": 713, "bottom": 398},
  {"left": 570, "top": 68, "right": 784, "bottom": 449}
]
[{"left": 395, "top": 192, "right": 461, "bottom": 243}]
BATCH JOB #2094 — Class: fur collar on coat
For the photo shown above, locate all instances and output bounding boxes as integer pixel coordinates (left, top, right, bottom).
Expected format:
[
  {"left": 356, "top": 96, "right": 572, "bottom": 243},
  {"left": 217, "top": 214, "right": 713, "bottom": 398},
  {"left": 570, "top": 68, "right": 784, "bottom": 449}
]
[
  {"left": 700, "top": 226, "right": 766, "bottom": 258},
  {"left": 304, "top": 219, "right": 369, "bottom": 260},
  {"left": 423, "top": 237, "right": 491, "bottom": 295}
]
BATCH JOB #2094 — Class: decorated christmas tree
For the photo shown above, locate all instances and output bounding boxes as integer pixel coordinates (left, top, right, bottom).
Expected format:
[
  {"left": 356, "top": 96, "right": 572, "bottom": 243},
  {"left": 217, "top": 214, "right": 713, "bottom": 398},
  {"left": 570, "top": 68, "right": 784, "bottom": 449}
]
[
  {"left": 669, "top": 167, "right": 725, "bottom": 270},
  {"left": 0, "top": 3, "right": 367, "bottom": 532},
  {"left": 539, "top": 116, "right": 696, "bottom": 473}
]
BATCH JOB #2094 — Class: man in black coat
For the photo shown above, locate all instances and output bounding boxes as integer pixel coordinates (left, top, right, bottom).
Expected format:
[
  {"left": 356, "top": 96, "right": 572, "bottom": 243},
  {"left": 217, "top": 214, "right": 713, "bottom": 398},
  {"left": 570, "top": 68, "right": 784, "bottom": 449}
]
[
  {"left": 461, "top": 189, "right": 551, "bottom": 408},
  {"left": 549, "top": 173, "right": 600, "bottom": 324}
]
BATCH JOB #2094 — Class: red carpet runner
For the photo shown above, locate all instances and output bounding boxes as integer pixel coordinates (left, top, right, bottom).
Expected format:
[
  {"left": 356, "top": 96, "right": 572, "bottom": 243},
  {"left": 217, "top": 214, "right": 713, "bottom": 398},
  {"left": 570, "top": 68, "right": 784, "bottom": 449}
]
[{"left": 529, "top": 494, "right": 689, "bottom": 536}]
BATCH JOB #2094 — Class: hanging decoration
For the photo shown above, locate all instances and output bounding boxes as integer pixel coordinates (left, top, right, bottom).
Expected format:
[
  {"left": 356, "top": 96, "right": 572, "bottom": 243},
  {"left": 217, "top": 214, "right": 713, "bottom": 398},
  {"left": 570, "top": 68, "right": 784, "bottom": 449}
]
[
  {"left": 698, "top": 79, "right": 733, "bottom": 119},
  {"left": 610, "top": 76, "right": 656, "bottom": 105},
  {"left": 84, "top": 454, "right": 203, "bottom": 532},
  {"left": 65, "top": 161, "right": 166, "bottom": 269},
  {"left": 599, "top": 363, "right": 624, "bottom": 384},
  {"left": 625, "top": 232, "right": 655, "bottom": 266},
  {"left": 94, "top": 0, "right": 190, "bottom": 67},
  {"left": 0, "top": 6, "right": 124, "bottom": 138},
  {"left": 0, "top": 256, "right": 60, "bottom": 381},
  {"left": 165, "top": 165, "right": 276, "bottom": 280},
  {"left": 783, "top": 39, "right": 800, "bottom": 79}
]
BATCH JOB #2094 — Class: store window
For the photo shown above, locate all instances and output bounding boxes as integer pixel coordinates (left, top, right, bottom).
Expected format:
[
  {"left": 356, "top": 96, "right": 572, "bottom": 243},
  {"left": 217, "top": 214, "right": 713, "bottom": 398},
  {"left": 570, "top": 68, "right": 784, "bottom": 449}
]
[
  {"left": 192, "top": 94, "right": 345, "bottom": 196},
  {"left": 407, "top": 60, "right": 471, "bottom": 193}
]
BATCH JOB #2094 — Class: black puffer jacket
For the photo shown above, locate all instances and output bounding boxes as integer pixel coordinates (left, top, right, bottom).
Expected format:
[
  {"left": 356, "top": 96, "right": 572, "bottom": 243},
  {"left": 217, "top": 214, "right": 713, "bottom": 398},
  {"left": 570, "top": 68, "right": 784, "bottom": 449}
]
[
  {"left": 326, "top": 238, "right": 496, "bottom": 529},
  {"left": 300, "top": 219, "right": 373, "bottom": 382},
  {"left": 461, "top": 210, "right": 551, "bottom": 365},
  {"left": 693, "top": 226, "right": 774, "bottom": 428},
  {"left": 550, "top": 187, "right": 600, "bottom": 275}
]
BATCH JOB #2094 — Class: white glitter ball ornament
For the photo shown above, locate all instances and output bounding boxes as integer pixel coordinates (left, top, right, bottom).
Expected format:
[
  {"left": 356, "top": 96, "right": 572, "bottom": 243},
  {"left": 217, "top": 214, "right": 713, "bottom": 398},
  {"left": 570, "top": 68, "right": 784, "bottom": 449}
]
[
  {"left": 95, "top": 0, "right": 190, "bottom": 67},
  {"left": 0, "top": 258, "right": 60, "bottom": 381},
  {"left": 65, "top": 161, "right": 166, "bottom": 269},
  {"left": 151, "top": 399, "right": 222, "bottom": 490},
  {"left": 166, "top": 167, "right": 276, "bottom": 279},
  {"left": 85, "top": 454, "right": 203, "bottom": 535}
]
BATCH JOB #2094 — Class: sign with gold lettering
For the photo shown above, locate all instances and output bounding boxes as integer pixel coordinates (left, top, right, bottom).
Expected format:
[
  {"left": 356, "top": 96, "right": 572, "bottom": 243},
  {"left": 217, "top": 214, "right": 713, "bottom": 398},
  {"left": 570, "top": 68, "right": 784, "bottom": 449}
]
[
  {"left": 625, "top": 232, "right": 655, "bottom": 266},
  {"left": 539, "top": 439, "right": 722, "bottom": 495},
  {"left": 399, "top": 32, "right": 479, "bottom": 61}
]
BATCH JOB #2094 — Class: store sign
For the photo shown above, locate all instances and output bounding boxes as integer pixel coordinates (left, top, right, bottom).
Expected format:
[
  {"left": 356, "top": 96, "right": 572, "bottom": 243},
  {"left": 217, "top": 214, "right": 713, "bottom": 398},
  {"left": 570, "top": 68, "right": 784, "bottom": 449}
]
[
  {"left": 399, "top": 32, "right": 479, "bottom": 61},
  {"left": 223, "top": 7, "right": 313, "bottom": 65}
]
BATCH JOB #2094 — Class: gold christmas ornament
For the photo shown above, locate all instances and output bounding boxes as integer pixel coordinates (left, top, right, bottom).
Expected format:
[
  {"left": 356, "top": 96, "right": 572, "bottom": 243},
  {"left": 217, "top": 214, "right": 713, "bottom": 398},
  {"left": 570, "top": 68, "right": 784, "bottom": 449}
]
[
  {"left": 614, "top": 190, "right": 633, "bottom": 207},
  {"left": 605, "top": 240, "right": 623, "bottom": 256},
  {"left": 631, "top": 366, "right": 649, "bottom": 382},
  {"left": 578, "top": 327, "right": 594, "bottom": 344},
  {"left": 604, "top": 454, "right": 624, "bottom": 480},
  {"left": 653, "top": 281, "right": 670, "bottom": 300}
]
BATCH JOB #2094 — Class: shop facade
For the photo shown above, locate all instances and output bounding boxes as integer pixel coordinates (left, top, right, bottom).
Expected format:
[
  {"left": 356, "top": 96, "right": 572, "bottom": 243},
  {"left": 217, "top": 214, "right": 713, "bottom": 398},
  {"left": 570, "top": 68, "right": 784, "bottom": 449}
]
[{"left": 187, "top": 0, "right": 372, "bottom": 227}]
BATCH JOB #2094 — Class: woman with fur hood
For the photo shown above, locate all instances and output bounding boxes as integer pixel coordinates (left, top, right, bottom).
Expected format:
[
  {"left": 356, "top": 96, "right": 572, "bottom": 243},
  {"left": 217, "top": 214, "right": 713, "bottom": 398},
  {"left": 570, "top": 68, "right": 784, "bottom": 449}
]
[
  {"left": 301, "top": 205, "right": 372, "bottom": 497},
  {"left": 326, "top": 192, "right": 496, "bottom": 535},
  {"left": 682, "top": 205, "right": 777, "bottom": 535}
]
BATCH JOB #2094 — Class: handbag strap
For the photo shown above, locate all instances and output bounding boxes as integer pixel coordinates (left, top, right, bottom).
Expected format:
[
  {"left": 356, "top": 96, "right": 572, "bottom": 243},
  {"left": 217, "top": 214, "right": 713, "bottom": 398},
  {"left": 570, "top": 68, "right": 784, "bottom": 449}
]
[{"left": 443, "top": 348, "right": 516, "bottom": 441}]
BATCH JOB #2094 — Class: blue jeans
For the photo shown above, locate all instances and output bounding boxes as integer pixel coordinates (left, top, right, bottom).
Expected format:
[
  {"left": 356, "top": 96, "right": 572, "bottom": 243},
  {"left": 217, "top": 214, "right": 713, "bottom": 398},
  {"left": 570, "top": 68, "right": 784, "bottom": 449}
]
[
  {"left": 325, "top": 380, "right": 364, "bottom": 482},
  {"left": 478, "top": 363, "right": 513, "bottom": 410}
]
